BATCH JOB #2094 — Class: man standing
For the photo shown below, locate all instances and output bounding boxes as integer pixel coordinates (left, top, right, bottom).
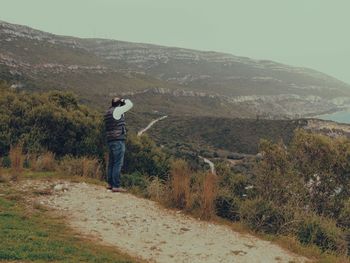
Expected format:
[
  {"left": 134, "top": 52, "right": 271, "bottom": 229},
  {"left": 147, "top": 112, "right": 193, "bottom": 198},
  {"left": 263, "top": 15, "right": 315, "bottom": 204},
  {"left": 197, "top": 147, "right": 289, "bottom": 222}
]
[{"left": 104, "top": 97, "right": 133, "bottom": 192}]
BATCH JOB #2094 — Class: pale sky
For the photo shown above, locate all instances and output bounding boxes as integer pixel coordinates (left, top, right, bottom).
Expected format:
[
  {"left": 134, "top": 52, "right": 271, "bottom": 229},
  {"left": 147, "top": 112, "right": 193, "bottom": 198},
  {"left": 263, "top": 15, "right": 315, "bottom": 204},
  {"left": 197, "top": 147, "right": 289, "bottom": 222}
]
[{"left": 0, "top": 0, "right": 349, "bottom": 84}]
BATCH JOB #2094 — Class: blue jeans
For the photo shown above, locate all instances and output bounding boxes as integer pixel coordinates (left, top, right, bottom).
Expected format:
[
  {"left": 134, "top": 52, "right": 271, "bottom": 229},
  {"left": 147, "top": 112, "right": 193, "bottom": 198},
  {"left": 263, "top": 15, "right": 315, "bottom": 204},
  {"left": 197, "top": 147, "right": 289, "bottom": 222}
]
[{"left": 107, "top": 140, "right": 126, "bottom": 188}]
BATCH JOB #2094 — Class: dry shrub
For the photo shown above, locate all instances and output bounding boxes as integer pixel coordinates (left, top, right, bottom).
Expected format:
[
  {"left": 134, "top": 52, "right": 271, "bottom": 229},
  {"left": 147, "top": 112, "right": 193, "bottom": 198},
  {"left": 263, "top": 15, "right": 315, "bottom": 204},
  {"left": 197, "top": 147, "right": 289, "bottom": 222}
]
[
  {"left": 28, "top": 154, "right": 38, "bottom": 171},
  {"left": 85, "top": 157, "right": 102, "bottom": 179},
  {"left": 0, "top": 165, "right": 7, "bottom": 183},
  {"left": 104, "top": 152, "right": 109, "bottom": 179},
  {"left": 169, "top": 159, "right": 191, "bottom": 209},
  {"left": 168, "top": 160, "right": 218, "bottom": 218},
  {"left": 31, "top": 152, "right": 56, "bottom": 172},
  {"left": 147, "top": 177, "right": 167, "bottom": 203},
  {"left": 82, "top": 157, "right": 90, "bottom": 177},
  {"left": 296, "top": 212, "right": 348, "bottom": 255},
  {"left": 59, "top": 156, "right": 102, "bottom": 179},
  {"left": 9, "top": 144, "right": 24, "bottom": 180},
  {"left": 199, "top": 172, "right": 218, "bottom": 220},
  {"left": 239, "top": 197, "right": 295, "bottom": 235}
]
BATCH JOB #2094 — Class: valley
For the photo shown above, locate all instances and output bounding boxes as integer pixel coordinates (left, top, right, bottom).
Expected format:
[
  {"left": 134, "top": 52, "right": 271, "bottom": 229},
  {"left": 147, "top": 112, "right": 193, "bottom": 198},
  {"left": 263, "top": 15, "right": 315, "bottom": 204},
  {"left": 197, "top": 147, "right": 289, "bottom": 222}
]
[{"left": 1, "top": 18, "right": 350, "bottom": 262}]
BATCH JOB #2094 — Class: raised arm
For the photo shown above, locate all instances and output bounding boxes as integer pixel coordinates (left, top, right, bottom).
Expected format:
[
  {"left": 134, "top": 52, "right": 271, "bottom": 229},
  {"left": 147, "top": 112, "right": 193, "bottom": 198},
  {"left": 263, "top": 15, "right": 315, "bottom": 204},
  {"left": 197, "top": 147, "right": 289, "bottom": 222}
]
[{"left": 113, "top": 99, "right": 133, "bottom": 120}]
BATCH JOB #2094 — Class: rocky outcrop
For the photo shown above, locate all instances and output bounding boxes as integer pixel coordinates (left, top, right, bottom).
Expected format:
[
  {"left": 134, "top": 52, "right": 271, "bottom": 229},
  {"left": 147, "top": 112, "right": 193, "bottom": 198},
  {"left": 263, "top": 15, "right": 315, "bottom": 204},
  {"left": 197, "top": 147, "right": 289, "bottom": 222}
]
[{"left": 1, "top": 20, "right": 350, "bottom": 118}]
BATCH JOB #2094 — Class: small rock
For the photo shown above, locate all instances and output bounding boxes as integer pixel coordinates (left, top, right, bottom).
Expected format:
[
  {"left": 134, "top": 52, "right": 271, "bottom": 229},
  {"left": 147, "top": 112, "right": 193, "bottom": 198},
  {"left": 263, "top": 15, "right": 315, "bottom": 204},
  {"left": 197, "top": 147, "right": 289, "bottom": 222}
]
[
  {"left": 53, "top": 183, "right": 69, "bottom": 191},
  {"left": 53, "top": 184, "right": 64, "bottom": 191}
]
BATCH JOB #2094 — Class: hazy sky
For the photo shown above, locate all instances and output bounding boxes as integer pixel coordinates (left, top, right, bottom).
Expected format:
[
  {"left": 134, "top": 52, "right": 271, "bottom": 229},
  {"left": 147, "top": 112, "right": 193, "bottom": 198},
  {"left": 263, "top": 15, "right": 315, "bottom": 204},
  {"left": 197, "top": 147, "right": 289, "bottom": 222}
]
[{"left": 0, "top": 0, "right": 349, "bottom": 84}]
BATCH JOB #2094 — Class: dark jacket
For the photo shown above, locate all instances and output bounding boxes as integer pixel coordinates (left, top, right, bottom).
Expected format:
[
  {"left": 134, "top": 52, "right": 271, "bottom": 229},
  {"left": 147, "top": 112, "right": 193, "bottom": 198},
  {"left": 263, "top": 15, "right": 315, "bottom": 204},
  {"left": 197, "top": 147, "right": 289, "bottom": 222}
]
[{"left": 104, "top": 107, "right": 126, "bottom": 142}]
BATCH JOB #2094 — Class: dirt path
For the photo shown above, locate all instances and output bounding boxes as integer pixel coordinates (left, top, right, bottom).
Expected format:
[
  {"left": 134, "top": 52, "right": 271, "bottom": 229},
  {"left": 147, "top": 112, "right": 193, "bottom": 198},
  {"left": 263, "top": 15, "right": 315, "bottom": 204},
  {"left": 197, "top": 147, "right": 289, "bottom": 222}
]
[
  {"left": 35, "top": 181, "right": 307, "bottom": 263},
  {"left": 137, "top": 115, "right": 168, "bottom": 137},
  {"left": 199, "top": 156, "right": 216, "bottom": 174}
]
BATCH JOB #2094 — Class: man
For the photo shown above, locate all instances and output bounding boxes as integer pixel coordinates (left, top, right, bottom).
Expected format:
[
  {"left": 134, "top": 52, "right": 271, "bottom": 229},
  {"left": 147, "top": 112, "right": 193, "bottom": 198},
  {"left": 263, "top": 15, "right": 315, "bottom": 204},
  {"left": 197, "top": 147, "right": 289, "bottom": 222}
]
[{"left": 104, "top": 97, "right": 133, "bottom": 192}]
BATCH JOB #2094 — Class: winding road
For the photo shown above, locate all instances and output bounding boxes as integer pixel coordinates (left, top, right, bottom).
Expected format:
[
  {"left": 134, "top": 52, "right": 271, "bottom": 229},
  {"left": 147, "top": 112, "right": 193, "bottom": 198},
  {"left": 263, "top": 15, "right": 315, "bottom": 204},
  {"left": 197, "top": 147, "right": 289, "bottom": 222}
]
[
  {"left": 199, "top": 156, "right": 216, "bottom": 174},
  {"left": 137, "top": 115, "right": 217, "bottom": 174},
  {"left": 137, "top": 115, "right": 168, "bottom": 137}
]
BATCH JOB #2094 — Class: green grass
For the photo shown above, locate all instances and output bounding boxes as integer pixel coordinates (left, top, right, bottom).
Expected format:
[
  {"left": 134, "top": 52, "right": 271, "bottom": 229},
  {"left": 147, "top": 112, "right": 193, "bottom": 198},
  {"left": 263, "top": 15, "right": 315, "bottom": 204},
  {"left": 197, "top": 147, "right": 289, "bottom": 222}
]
[
  {"left": 0, "top": 184, "right": 138, "bottom": 262},
  {"left": 10, "top": 169, "right": 106, "bottom": 186}
]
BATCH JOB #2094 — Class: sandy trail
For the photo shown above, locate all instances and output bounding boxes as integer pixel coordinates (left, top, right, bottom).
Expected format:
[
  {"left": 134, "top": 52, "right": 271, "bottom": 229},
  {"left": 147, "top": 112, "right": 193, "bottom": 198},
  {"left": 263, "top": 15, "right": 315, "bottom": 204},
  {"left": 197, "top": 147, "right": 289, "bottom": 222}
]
[
  {"left": 137, "top": 115, "right": 168, "bottom": 137},
  {"left": 199, "top": 156, "right": 216, "bottom": 174},
  {"left": 35, "top": 181, "right": 307, "bottom": 263}
]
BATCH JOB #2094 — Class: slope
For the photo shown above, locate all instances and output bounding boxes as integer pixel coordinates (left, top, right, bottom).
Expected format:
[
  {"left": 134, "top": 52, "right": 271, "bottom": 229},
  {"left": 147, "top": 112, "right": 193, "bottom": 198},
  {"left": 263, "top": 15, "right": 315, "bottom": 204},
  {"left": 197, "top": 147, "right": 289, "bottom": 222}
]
[{"left": 1, "top": 20, "right": 350, "bottom": 118}]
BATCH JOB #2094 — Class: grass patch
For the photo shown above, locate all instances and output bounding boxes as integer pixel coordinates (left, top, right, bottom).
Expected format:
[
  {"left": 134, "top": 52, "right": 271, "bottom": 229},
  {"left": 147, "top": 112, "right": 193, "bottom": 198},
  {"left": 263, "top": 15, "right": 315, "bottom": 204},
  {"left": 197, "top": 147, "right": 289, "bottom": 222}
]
[
  {"left": 0, "top": 191, "right": 138, "bottom": 262},
  {"left": 14, "top": 169, "right": 106, "bottom": 186},
  {"left": 21, "top": 170, "right": 64, "bottom": 180}
]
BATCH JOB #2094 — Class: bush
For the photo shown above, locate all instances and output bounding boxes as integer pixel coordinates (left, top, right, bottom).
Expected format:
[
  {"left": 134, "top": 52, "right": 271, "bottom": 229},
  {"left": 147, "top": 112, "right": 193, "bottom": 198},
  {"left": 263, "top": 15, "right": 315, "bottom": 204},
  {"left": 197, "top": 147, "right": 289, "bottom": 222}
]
[
  {"left": 121, "top": 172, "right": 149, "bottom": 191},
  {"left": 290, "top": 130, "right": 350, "bottom": 216},
  {"left": 30, "top": 152, "right": 56, "bottom": 172},
  {"left": 297, "top": 213, "right": 347, "bottom": 254},
  {"left": 239, "top": 198, "right": 294, "bottom": 234},
  {"left": 0, "top": 164, "right": 7, "bottom": 183},
  {"left": 215, "top": 192, "right": 241, "bottom": 221},
  {"left": 58, "top": 156, "right": 102, "bottom": 179},
  {"left": 338, "top": 199, "right": 350, "bottom": 229},
  {"left": 220, "top": 174, "right": 251, "bottom": 199},
  {"left": 1, "top": 156, "right": 11, "bottom": 168},
  {"left": 146, "top": 177, "right": 167, "bottom": 202},
  {"left": 215, "top": 162, "right": 251, "bottom": 221},
  {"left": 0, "top": 86, "right": 104, "bottom": 158},
  {"left": 9, "top": 144, "right": 24, "bottom": 180},
  {"left": 255, "top": 139, "right": 306, "bottom": 207},
  {"left": 123, "top": 135, "right": 170, "bottom": 179}
]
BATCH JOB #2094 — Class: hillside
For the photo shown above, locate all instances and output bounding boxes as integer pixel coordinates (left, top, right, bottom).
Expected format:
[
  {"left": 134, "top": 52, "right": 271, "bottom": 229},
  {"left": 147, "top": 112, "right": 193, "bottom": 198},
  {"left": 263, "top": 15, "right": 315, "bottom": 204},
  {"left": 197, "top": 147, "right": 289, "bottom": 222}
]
[
  {"left": 149, "top": 116, "right": 308, "bottom": 155},
  {"left": 1, "top": 20, "right": 350, "bottom": 118},
  {"left": 1, "top": 82, "right": 350, "bottom": 262}
]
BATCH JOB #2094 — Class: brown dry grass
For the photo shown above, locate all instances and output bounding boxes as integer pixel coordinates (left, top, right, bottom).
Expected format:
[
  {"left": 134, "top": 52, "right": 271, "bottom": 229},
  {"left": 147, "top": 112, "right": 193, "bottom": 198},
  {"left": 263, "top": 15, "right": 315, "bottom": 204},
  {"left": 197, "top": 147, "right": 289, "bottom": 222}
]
[
  {"left": 147, "top": 177, "right": 167, "bottom": 203},
  {"left": 31, "top": 152, "right": 56, "bottom": 172},
  {"left": 82, "top": 157, "right": 103, "bottom": 179},
  {"left": 82, "top": 157, "right": 90, "bottom": 177},
  {"left": 199, "top": 172, "right": 218, "bottom": 220},
  {"left": 0, "top": 165, "right": 6, "bottom": 183},
  {"left": 168, "top": 160, "right": 218, "bottom": 218},
  {"left": 59, "top": 156, "right": 102, "bottom": 179},
  {"left": 169, "top": 159, "right": 191, "bottom": 209},
  {"left": 9, "top": 144, "right": 24, "bottom": 180}
]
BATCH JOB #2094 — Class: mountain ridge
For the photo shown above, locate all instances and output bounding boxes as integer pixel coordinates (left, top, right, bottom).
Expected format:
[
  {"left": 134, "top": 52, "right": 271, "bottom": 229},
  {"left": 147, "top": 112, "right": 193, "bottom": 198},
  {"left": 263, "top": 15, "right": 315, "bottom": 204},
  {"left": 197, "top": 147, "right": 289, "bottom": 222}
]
[{"left": 1, "top": 20, "right": 350, "bottom": 118}]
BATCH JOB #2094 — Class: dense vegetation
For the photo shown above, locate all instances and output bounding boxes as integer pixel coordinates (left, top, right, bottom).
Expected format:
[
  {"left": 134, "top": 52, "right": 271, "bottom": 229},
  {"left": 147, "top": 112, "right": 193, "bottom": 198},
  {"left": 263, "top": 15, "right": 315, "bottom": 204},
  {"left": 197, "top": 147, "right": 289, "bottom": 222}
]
[
  {"left": 1, "top": 83, "right": 349, "bottom": 259},
  {"left": 214, "top": 130, "right": 350, "bottom": 256},
  {"left": 0, "top": 82, "right": 170, "bottom": 178},
  {"left": 150, "top": 115, "right": 308, "bottom": 155},
  {"left": 0, "top": 82, "right": 103, "bottom": 157}
]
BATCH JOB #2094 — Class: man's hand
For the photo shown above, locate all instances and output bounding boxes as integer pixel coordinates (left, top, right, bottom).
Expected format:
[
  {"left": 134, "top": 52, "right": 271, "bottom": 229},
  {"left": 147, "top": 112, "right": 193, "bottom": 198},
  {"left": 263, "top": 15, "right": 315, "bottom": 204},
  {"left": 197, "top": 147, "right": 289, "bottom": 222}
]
[{"left": 112, "top": 99, "right": 133, "bottom": 120}]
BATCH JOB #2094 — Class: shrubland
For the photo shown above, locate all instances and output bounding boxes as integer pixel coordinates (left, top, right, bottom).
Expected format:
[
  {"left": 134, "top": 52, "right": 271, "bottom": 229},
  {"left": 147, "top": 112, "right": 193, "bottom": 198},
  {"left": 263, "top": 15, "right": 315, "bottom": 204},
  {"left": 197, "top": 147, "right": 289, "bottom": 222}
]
[
  {"left": 216, "top": 129, "right": 350, "bottom": 257},
  {"left": 1, "top": 82, "right": 349, "bottom": 260}
]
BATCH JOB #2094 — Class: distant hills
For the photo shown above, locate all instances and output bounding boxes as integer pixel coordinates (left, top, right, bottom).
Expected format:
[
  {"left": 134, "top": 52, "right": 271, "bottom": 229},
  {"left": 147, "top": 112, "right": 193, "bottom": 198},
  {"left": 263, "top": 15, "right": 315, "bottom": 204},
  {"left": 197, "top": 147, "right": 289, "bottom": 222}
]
[{"left": 1, "top": 20, "right": 350, "bottom": 119}]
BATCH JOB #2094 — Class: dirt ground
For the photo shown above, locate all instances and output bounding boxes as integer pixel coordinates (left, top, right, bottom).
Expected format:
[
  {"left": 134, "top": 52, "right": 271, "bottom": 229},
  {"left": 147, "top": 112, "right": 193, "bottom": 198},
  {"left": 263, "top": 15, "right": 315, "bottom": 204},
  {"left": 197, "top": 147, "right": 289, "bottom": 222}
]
[{"left": 30, "top": 180, "right": 308, "bottom": 263}]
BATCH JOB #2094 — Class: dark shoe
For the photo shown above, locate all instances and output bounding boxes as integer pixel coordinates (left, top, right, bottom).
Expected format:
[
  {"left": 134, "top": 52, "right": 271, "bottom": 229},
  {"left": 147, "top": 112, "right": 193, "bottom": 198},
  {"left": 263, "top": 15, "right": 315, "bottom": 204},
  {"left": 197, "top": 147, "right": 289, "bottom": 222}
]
[
  {"left": 106, "top": 185, "right": 112, "bottom": 190},
  {"left": 112, "top": 187, "right": 127, "bottom": 193}
]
